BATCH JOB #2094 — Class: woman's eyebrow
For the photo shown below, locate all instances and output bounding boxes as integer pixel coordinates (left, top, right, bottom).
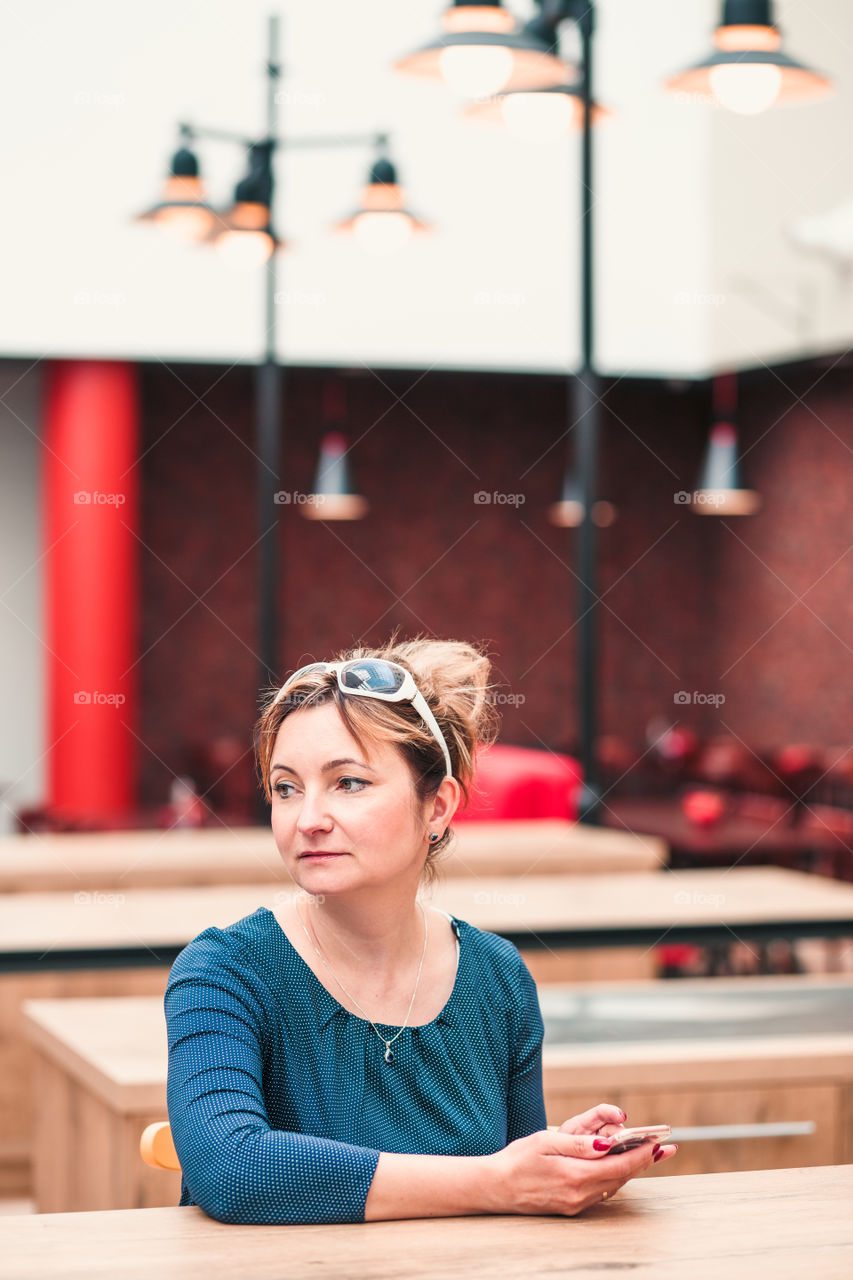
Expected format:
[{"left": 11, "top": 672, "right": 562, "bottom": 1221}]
[{"left": 270, "top": 757, "right": 376, "bottom": 777}]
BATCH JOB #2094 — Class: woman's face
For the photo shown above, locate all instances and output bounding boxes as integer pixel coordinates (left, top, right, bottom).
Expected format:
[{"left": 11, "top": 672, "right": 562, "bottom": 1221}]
[{"left": 268, "top": 701, "right": 431, "bottom": 895}]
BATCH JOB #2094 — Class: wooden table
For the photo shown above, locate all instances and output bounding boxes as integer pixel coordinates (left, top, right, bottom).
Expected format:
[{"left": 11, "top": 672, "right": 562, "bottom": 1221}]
[
  {"left": 0, "top": 820, "right": 666, "bottom": 893},
  {"left": 3, "top": 1166, "right": 851, "bottom": 1278},
  {"left": 2, "top": 867, "right": 852, "bottom": 972},
  {"left": 602, "top": 798, "right": 810, "bottom": 870},
  {"left": 22, "top": 977, "right": 853, "bottom": 1211}
]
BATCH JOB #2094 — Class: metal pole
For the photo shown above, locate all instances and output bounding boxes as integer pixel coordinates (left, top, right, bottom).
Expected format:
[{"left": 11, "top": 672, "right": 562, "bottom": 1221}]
[
  {"left": 574, "top": 2, "right": 601, "bottom": 824},
  {"left": 257, "top": 13, "right": 282, "bottom": 700},
  {"left": 255, "top": 14, "right": 281, "bottom": 821}
]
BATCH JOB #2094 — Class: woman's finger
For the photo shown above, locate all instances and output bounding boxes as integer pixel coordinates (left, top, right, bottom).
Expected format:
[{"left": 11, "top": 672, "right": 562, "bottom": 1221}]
[
  {"left": 545, "top": 1130, "right": 629, "bottom": 1160},
  {"left": 556, "top": 1103, "right": 627, "bottom": 1135}
]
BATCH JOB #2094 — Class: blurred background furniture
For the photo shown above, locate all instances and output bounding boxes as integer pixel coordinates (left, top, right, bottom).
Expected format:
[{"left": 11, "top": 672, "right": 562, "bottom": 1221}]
[
  {"left": 0, "top": 818, "right": 664, "bottom": 894},
  {"left": 541, "top": 974, "right": 853, "bottom": 1176}
]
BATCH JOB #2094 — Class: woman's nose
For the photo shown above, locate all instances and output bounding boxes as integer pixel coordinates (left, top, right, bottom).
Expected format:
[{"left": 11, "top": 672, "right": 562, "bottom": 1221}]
[{"left": 296, "top": 789, "right": 333, "bottom": 833}]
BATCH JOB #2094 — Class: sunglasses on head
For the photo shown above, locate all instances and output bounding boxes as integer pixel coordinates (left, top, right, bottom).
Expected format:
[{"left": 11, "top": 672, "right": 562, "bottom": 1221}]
[{"left": 274, "top": 658, "right": 453, "bottom": 780}]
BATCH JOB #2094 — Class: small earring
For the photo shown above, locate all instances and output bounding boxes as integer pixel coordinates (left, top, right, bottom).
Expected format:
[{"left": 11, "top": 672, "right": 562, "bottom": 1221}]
[{"left": 428, "top": 832, "right": 440, "bottom": 843}]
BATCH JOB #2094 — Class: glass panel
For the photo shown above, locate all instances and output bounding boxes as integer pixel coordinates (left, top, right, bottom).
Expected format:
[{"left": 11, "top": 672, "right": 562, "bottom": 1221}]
[{"left": 540, "top": 983, "right": 853, "bottom": 1046}]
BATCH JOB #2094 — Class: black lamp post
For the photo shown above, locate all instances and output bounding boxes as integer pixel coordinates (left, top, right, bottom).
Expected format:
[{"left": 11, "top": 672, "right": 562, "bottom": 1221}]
[
  {"left": 395, "top": 0, "right": 606, "bottom": 823},
  {"left": 136, "top": 16, "right": 420, "bottom": 710}
]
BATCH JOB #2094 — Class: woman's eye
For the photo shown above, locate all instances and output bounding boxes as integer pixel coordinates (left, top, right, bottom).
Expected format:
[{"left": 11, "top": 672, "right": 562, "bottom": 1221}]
[{"left": 273, "top": 777, "right": 367, "bottom": 799}]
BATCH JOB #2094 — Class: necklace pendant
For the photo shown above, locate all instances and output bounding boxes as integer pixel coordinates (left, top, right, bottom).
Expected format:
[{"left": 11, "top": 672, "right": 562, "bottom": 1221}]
[{"left": 384, "top": 1046, "right": 395, "bottom": 1064}]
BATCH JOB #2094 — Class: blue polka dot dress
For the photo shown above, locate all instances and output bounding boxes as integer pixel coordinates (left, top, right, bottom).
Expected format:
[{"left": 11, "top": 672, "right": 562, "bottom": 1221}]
[{"left": 164, "top": 905, "right": 546, "bottom": 1224}]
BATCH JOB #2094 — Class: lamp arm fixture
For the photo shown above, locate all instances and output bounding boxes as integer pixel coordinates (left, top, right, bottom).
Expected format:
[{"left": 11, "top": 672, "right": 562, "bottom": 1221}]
[
  {"left": 177, "top": 120, "right": 390, "bottom": 156},
  {"left": 532, "top": 0, "right": 595, "bottom": 39}
]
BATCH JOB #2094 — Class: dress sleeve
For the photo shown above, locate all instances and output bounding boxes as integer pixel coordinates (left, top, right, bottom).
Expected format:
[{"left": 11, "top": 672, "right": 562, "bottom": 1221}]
[
  {"left": 504, "top": 949, "right": 547, "bottom": 1143},
  {"left": 164, "top": 929, "right": 381, "bottom": 1225}
]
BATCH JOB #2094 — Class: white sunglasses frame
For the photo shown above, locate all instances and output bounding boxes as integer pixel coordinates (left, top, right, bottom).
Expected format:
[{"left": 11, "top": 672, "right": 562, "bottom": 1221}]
[{"left": 274, "top": 660, "right": 453, "bottom": 781}]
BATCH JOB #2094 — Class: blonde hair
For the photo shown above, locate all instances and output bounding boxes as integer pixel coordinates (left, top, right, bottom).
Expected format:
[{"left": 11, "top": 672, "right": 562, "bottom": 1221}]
[{"left": 253, "top": 631, "right": 500, "bottom": 886}]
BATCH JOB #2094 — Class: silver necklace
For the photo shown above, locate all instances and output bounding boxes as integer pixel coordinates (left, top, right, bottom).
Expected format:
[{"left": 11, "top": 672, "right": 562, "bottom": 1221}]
[{"left": 298, "top": 898, "right": 429, "bottom": 1064}]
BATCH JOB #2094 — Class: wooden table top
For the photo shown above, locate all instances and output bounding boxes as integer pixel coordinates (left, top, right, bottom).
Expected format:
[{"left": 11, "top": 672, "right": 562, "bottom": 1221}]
[
  {"left": 0, "top": 821, "right": 666, "bottom": 892},
  {"left": 22, "top": 975, "right": 853, "bottom": 1113},
  {"left": 3, "top": 868, "right": 853, "bottom": 969},
  {"left": 3, "top": 1165, "right": 851, "bottom": 1278}
]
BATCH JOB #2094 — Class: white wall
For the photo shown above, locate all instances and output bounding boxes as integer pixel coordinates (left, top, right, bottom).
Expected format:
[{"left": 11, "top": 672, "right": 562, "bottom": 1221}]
[
  {"left": 0, "top": 1, "right": 848, "bottom": 377},
  {"left": 0, "top": 363, "right": 44, "bottom": 832}
]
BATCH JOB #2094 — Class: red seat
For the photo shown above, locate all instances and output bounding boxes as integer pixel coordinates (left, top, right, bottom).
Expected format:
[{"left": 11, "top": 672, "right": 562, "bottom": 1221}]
[{"left": 455, "top": 743, "right": 582, "bottom": 822}]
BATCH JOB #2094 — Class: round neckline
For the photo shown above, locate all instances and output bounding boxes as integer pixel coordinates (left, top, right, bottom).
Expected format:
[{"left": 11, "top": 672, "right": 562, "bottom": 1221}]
[{"left": 261, "top": 905, "right": 463, "bottom": 1032}]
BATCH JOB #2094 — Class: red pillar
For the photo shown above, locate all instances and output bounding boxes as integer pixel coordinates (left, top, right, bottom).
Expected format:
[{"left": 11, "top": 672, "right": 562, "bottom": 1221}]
[{"left": 43, "top": 360, "right": 139, "bottom": 821}]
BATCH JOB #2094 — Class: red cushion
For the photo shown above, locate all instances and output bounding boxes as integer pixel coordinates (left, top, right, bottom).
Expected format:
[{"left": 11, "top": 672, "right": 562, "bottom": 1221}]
[{"left": 454, "top": 743, "right": 582, "bottom": 822}]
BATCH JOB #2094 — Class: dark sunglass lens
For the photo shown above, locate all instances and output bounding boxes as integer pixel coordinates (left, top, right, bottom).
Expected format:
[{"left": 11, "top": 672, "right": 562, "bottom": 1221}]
[{"left": 340, "top": 660, "right": 405, "bottom": 694}]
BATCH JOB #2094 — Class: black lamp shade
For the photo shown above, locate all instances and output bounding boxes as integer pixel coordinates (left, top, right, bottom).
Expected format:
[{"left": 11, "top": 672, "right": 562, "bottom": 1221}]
[
  {"left": 694, "top": 423, "right": 761, "bottom": 515},
  {"left": 304, "top": 433, "right": 368, "bottom": 521},
  {"left": 666, "top": 0, "right": 831, "bottom": 110}
]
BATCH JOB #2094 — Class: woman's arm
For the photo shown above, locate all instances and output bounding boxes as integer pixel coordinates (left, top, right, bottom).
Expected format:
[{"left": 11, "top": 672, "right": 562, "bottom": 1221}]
[
  {"left": 165, "top": 932, "right": 382, "bottom": 1225},
  {"left": 363, "top": 1151, "right": 500, "bottom": 1220}
]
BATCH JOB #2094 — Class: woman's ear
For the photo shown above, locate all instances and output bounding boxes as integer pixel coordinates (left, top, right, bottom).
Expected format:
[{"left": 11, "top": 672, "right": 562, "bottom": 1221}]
[{"left": 427, "top": 776, "right": 461, "bottom": 833}]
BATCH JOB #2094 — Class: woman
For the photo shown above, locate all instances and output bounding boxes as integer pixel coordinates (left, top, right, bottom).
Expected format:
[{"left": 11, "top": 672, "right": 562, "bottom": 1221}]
[{"left": 165, "top": 636, "right": 677, "bottom": 1224}]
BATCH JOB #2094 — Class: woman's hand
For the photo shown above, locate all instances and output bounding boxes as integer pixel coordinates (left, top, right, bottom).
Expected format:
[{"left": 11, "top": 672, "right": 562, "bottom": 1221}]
[{"left": 485, "top": 1103, "right": 678, "bottom": 1217}]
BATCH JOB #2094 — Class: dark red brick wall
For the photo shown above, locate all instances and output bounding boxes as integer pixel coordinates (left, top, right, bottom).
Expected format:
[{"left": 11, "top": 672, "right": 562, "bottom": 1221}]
[{"left": 136, "top": 360, "right": 853, "bottom": 806}]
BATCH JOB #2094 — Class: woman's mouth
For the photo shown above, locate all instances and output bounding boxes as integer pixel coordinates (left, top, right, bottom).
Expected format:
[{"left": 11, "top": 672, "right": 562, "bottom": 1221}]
[{"left": 300, "top": 852, "right": 347, "bottom": 861}]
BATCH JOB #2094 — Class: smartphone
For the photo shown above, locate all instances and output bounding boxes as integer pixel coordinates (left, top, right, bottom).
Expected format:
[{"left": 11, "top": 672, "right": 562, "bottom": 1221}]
[{"left": 606, "top": 1124, "right": 672, "bottom": 1154}]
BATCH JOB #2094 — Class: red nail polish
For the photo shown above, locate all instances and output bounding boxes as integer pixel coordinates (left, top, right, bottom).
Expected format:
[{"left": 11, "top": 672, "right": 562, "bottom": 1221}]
[
  {"left": 593, "top": 1138, "right": 613, "bottom": 1151},
  {"left": 652, "top": 1144, "right": 661, "bottom": 1155},
  {"left": 618, "top": 1110, "right": 627, "bottom": 1121},
  {"left": 654, "top": 1149, "right": 664, "bottom": 1162}
]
